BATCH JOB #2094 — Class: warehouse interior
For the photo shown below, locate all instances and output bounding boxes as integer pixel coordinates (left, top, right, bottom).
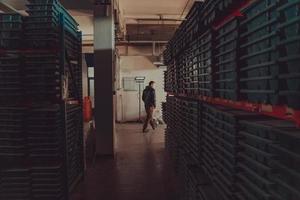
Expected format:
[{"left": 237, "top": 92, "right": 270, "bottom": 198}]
[{"left": 1, "top": 0, "right": 300, "bottom": 200}]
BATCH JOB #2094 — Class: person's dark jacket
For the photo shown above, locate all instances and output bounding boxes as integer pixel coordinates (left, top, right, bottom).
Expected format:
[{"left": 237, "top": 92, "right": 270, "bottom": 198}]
[{"left": 142, "top": 86, "right": 156, "bottom": 109}]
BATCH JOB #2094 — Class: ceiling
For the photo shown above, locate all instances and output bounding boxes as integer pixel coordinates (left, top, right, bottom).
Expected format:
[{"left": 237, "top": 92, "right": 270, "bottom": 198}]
[
  {"left": 126, "top": 24, "right": 178, "bottom": 41},
  {"left": 1, "top": 0, "right": 200, "bottom": 42},
  {"left": 120, "top": 0, "right": 194, "bottom": 17},
  {"left": 2, "top": 0, "right": 195, "bottom": 13},
  {"left": 0, "top": 0, "right": 93, "bottom": 10},
  {"left": 120, "top": 0, "right": 198, "bottom": 41},
  {"left": 0, "top": 0, "right": 27, "bottom": 10}
]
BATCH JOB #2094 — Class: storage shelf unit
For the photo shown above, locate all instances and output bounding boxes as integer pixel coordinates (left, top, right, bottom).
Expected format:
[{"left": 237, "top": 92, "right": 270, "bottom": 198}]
[
  {"left": 163, "top": 0, "right": 300, "bottom": 199},
  {"left": 0, "top": 1, "right": 83, "bottom": 199},
  {"left": 215, "top": 16, "right": 240, "bottom": 101},
  {"left": 239, "top": 0, "right": 279, "bottom": 105},
  {"left": 164, "top": 96, "right": 223, "bottom": 200},
  {"left": 163, "top": 96, "right": 300, "bottom": 200},
  {"left": 164, "top": 0, "right": 300, "bottom": 126}
]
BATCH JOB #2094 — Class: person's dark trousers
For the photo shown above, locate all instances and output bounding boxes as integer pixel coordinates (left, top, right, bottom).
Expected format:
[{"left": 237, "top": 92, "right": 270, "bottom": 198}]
[{"left": 143, "top": 106, "right": 155, "bottom": 131}]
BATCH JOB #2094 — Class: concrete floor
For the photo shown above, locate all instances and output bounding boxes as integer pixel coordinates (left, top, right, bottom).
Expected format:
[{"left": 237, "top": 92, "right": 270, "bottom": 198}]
[{"left": 71, "top": 123, "right": 179, "bottom": 200}]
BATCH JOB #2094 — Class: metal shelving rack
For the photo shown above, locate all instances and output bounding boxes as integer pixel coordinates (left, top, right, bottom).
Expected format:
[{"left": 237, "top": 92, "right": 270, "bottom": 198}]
[
  {"left": 163, "top": 0, "right": 300, "bottom": 200},
  {"left": 0, "top": 0, "right": 84, "bottom": 199}
]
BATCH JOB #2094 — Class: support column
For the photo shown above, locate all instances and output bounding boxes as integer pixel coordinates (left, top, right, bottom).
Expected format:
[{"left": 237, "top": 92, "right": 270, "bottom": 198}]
[{"left": 94, "top": 0, "right": 115, "bottom": 156}]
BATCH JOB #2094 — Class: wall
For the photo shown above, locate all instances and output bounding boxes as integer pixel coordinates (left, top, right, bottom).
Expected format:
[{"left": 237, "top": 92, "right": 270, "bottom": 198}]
[
  {"left": 116, "top": 55, "right": 166, "bottom": 122},
  {"left": 82, "top": 54, "right": 88, "bottom": 99},
  {"left": 74, "top": 15, "right": 93, "bottom": 54},
  {"left": 75, "top": 15, "right": 92, "bottom": 101},
  {"left": 73, "top": 13, "right": 167, "bottom": 123},
  {"left": 73, "top": 15, "right": 93, "bottom": 42}
]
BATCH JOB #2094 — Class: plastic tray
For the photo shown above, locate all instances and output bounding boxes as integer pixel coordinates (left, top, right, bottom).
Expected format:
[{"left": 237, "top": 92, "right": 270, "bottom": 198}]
[
  {"left": 215, "top": 17, "right": 240, "bottom": 100},
  {"left": 277, "top": 0, "right": 300, "bottom": 38},
  {"left": 272, "top": 145, "right": 300, "bottom": 173},
  {"left": 0, "top": 168, "right": 31, "bottom": 200},
  {"left": 0, "top": 13, "right": 22, "bottom": 22},
  {"left": 239, "top": 162, "right": 275, "bottom": 190},
  {"left": 0, "top": 68, "right": 24, "bottom": 96},
  {"left": 240, "top": 140, "right": 276, "bottom": 167},
  {"left": 273, "top": 127, "right": 300, "bottom": 155},
  {"left": 27, "top": 0, "right": 58, "bottom": 4},
  {"left": 239, "top": 130, "right": 276, "bottom": 153},
  {"left": 236, "top": 182, "right": 257, "bottom": 200},
  {"left": 239, "top": 152, "right": 275, "bottom": 179},
  {"left": 198, "top": 30, "right": 214, "bottom": 97},
  {"left": 272, "top": 174, "right": 300, "bottom": 200},
  {"left": 0, "top": 39, "right": 22, "bottom": 49},
  {"left": 31, "top": 165, "right": 65, "bottom": 199},
  {"left": 241, "top": 0, "right": 278, "bottom": 28},
  {"left": 273, "top": 161, "right": 300, "bottom": 193},
  {"left": 239, "top": 0, "right": 279, "bottom": 105},
  {"left": 237, "top": 173, "right": 273, "bottom": 200},
  {"left": 239, "top": 119, "right": 294, "bottom": 140}
]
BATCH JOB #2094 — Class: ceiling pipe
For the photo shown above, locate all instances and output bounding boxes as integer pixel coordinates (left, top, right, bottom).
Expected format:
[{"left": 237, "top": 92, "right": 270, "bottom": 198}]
[
  {"left": 132, "top": 18, "right": 185, "bottom": 22},
  {"left": 116, "top": 40, "right": 168, "bottom": 45},
  {"left": 82, "top": 40, "right": 168, "bottom": 46}
]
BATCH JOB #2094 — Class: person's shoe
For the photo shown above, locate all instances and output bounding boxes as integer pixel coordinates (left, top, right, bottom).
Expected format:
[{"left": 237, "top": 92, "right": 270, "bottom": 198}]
[
  {"left": 151, "top": 125, "right": 156, "bottom": 130},
  {"left": 143, "top": 129, "right": 149, "bottom": 133}
]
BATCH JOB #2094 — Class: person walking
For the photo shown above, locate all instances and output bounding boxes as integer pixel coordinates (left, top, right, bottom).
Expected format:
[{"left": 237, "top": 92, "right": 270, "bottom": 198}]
[{"left": 142, "top": 81, "right": 156, "bottom": 133}]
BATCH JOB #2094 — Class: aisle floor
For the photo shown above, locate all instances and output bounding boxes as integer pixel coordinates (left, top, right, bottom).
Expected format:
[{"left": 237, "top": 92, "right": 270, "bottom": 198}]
[{"left": 71, "top": 123, "right": 179, "bottom": 200}]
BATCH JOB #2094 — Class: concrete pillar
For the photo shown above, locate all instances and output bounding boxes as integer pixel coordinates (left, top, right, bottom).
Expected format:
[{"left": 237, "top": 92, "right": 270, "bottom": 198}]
[{"left": 94, "top": 0, "right": 115, "bottom": 156}]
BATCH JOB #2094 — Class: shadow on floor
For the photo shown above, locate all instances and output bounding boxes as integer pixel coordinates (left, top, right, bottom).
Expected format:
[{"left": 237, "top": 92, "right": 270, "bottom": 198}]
[{"left": 71, "top": 123, "right": 179, "bottom": 200}]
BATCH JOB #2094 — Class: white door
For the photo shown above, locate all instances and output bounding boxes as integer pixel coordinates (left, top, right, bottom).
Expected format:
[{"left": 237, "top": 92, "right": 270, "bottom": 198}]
[
  {"left": 121, "top": 77, "right": 145, "bottom": 122},
  {"left": 122, "top": 91, "right": 140, "bottom": 122}
]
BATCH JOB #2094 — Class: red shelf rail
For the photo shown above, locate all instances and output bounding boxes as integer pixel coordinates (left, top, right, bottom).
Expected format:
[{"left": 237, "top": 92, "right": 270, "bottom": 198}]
[
  {"left": 212, "top": 0, "right": 258, "bottom": 29},
  {"left": 0, "top": 49, "right": 60, "bottom": 54},
  {"left": 167, "top": 92, "right": 300, "bottom": 127},
  {"left": 166, "top": 0, "right": 300, "bottom": 125}
]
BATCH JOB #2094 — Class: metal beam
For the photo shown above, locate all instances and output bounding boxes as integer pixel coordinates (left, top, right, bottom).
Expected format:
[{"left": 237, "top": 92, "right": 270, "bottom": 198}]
[
  {"left": 0, "top": 1, "right": 19, "bottom": 13},
  {"left": 132, "top": 18, "right": 184, "bottom": 22},
  {"left": 117, "top": 40, "right": 168, "bottom": 45}
]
